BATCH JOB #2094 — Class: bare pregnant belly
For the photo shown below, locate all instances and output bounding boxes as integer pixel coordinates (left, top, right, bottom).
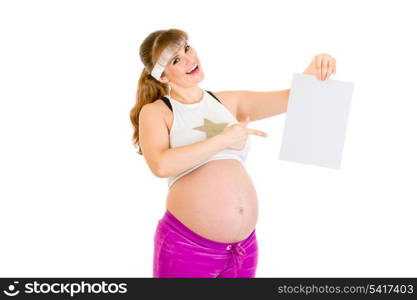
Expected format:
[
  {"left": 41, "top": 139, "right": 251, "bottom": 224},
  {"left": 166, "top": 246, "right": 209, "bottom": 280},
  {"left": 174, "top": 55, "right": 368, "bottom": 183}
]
[{"left": 166, "top": 159, "right": 258, "bottom": 243}]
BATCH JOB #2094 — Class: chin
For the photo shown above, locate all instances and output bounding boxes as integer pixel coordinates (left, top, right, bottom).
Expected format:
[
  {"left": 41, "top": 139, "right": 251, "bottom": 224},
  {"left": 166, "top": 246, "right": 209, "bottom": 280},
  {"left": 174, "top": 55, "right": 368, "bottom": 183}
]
[
  {"left": 196, "top": 75, "right": 204, "bottom": 83},
  {"left": 188, "top": 73, "right": 204, "bottom": 83}
]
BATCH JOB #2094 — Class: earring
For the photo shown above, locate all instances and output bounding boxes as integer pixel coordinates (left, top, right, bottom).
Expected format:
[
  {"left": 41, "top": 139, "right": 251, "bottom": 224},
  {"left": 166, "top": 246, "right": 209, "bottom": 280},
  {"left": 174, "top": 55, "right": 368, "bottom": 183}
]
[{"left": 168, "top": 84, "right": 172, "bottom": 99}]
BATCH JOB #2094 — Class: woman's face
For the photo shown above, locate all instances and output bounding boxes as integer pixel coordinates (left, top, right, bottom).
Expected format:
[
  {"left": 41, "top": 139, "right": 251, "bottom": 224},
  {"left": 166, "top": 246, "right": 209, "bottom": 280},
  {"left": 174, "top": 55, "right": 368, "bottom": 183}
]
[{"left": 160, "top": 42, "right": 204, "bottom": 87}]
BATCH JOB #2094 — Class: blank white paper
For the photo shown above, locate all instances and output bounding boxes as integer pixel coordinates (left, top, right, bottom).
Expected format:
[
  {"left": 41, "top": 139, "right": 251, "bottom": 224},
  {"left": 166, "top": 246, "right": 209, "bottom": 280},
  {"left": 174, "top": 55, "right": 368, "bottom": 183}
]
[{"left": 279, "top": 73, "right": 354, "bottom": 169}]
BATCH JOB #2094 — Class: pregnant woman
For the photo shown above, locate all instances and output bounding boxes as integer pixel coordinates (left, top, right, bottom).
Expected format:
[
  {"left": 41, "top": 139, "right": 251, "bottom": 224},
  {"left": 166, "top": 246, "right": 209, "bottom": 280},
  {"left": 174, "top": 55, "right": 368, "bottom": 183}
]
[{"left": 129, "top": 28, "right": 336, "bottom": 278}]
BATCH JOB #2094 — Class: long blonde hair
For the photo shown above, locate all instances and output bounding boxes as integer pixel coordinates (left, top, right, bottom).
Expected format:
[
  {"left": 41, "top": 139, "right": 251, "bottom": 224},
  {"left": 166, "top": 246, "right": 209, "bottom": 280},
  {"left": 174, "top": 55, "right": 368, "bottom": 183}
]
[{"left": 129, "top": 28, "right": 189, "bottom": 155}]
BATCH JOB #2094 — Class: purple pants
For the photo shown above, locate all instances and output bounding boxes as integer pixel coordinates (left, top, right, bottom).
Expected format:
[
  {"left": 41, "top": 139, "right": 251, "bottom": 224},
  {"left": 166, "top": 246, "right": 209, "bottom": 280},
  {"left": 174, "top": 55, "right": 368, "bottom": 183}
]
[{"left": 153, "top": 209, "right": 258, "bottom": 278}]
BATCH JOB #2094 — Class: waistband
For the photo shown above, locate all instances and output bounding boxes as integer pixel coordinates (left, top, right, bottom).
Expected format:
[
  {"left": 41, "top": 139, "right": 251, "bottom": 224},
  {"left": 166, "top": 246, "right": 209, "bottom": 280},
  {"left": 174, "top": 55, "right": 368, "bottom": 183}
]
[{"left": 160, "top": 209, "right": 255, "bottom": 250}]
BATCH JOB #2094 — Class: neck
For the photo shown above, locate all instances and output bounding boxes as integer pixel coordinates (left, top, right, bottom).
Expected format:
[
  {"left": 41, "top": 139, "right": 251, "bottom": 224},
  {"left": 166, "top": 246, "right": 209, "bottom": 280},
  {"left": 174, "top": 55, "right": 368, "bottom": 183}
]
[{"left": 170, "top": 85, "right": 204, "bottom": 104}]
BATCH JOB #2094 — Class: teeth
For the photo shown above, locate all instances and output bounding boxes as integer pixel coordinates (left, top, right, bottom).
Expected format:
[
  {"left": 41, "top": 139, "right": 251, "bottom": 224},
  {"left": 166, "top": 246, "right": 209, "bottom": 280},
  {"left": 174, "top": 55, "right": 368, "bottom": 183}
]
[{"left": 187, "top": 64, "right": 197, "bottom": 74}]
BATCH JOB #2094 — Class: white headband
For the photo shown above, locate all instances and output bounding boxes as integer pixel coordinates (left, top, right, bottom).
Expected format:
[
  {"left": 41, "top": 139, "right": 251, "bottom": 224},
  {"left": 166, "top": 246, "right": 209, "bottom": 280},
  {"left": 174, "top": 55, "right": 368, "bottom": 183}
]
[{"left": 151, "top": 38, "right": 187, "bottom": 81}]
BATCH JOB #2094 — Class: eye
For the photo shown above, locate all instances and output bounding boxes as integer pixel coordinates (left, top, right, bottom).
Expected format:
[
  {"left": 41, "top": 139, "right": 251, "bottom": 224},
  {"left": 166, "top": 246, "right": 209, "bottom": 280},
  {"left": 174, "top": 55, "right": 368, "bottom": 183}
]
[{"left": 173, "top": 45, "right": 191, "bottom": 65}]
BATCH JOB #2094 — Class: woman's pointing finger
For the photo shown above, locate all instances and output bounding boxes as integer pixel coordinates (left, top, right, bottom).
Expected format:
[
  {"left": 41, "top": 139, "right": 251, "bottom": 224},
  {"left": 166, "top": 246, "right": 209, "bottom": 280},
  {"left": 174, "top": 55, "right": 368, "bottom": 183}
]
[{"left": 246, "top": 128, "right": 268, "bottom": 137}]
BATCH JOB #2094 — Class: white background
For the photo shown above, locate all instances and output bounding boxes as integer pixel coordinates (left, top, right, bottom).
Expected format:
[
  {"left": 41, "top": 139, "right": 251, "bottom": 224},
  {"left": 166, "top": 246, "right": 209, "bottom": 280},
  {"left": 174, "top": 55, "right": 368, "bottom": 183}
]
[{"left": 1, "top": 0, "right": 416, "bottom": 277}]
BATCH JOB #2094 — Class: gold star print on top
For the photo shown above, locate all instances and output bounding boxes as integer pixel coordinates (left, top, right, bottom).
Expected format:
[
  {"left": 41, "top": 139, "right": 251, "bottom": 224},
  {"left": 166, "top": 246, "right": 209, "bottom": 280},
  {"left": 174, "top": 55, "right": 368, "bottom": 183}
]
[{"left": 192, "top": 118, "right": 229, "bottom": 138}]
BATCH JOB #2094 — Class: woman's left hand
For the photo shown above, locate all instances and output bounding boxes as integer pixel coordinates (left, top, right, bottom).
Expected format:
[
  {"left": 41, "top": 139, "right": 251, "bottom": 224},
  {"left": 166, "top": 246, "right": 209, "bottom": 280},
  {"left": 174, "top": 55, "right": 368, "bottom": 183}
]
[{"left": 303, "top": 53, "right": 336, "bottom": 81}]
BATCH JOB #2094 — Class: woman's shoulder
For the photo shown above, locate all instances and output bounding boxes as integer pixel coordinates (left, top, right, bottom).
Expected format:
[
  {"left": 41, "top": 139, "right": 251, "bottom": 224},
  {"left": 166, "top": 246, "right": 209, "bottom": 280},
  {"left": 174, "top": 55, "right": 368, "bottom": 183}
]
[
  {"left": 145, "top": 96, "right": 170, "bottom": 111},
  {"left": 207, "top": 90, "right": 239, "bottom": 119},
  {"left": 140, "top": 98, "right": 172, "bottom": 131}
]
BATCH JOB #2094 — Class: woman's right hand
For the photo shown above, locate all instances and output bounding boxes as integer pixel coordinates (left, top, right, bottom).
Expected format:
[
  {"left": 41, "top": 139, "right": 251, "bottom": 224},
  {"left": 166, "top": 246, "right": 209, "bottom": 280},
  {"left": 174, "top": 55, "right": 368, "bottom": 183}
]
[{"left": 219, "top": 116, "right": 268, "bottom": 150}]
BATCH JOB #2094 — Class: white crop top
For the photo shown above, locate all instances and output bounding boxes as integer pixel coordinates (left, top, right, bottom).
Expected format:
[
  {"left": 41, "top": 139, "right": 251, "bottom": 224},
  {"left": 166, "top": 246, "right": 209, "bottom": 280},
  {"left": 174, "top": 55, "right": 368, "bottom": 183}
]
[{"left": 162, "top": 89, "right": 252, "bottom": 189}]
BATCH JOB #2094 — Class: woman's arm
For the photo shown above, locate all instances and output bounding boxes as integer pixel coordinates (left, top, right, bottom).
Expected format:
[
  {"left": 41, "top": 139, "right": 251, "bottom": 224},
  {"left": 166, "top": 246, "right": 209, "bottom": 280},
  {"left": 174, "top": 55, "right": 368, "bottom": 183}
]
[
  {"left": 212, "top": 53, "right": 337, "bottom": 122},
  {"left": 139, "top": 103, "right": 227, "bottom": 178},
  {"left": 211, "top": 89, "right": 290, "bottom": 122},
  {"left": 157, "top": 134, "right": 227, "bottom": 178}
]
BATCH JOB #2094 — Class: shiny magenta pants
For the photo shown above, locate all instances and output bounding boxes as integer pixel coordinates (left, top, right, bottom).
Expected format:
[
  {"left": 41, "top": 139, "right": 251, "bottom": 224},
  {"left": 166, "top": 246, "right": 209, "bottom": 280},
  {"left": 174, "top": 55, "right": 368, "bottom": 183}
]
[{"left": 153, "top": 209, "right": 258, "bottom": 278}]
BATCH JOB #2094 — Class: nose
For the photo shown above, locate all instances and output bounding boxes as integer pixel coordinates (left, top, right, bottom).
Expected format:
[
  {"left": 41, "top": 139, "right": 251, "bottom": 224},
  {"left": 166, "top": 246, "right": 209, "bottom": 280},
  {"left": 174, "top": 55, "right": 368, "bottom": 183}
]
[
  {"left": 182, "top": 53, "right": 193, "bottom": 66},
  {"left": 184, "top": 59, "right": 194, "bottom": 70}
]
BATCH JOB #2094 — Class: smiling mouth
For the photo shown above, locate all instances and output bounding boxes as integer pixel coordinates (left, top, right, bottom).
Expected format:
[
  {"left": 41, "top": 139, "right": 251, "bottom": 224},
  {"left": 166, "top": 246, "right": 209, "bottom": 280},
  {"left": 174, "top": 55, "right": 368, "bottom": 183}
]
[{"left": 186, "top": 64, "right": 199, "bottom": 74}]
